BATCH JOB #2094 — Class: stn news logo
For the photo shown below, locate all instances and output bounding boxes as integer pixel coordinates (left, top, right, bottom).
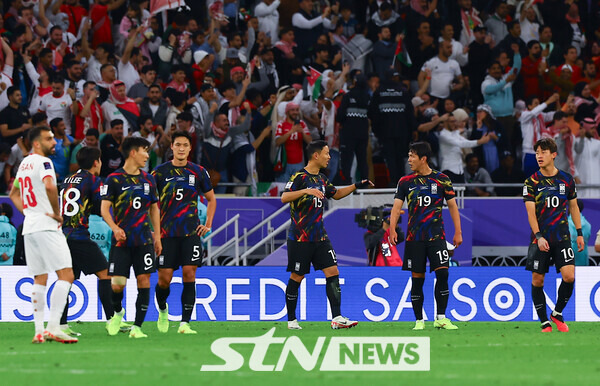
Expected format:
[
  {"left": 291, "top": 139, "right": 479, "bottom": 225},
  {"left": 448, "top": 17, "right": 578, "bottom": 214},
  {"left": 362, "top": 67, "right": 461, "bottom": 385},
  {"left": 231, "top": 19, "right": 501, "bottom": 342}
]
[{"left": 200, "top": 328, "right": 430, "bottom": 371}]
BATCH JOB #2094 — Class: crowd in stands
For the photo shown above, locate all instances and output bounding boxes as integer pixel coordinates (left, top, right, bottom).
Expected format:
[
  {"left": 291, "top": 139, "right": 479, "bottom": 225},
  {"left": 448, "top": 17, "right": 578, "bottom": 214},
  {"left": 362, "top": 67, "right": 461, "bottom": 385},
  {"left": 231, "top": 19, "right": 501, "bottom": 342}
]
[{"left": 0, "top": 0, "right": 598, "bottom": 198}]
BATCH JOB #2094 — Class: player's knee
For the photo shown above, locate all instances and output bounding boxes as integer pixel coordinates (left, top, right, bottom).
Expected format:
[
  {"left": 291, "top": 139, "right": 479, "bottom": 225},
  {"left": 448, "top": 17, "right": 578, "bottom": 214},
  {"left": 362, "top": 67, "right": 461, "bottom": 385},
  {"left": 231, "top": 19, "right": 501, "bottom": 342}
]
[
  {"left": 435, "top": 268, "right": 449, "bottom": 282},
  {"left": 137, "top": 274, "right": 151, "bottom": 288},
  {"left": 96, "top": 269, "right": 109, "bottom": 280},
  {"left": 323, "top": 266, "right": 339, "bottom": 277},
  {"left": 562, "top": 273, "right": 575, "bottom": 283},
  {"left": 111, "top": 276, "right": 127, "bottom": 288},
  {"left": 531, "top": 274, "right": 544, "bottom": 287},
  {"left": 57, "top": 268, "right": 74, "bottom": 283},
  {"left": 412, "top": 272, "right": 425, "bottom": 279},
  {"left": 182, "top": 266, "right": 197, "bottom": 282},
  {"left": 290, "top": 273, "right": 304, "bottom": 282}
]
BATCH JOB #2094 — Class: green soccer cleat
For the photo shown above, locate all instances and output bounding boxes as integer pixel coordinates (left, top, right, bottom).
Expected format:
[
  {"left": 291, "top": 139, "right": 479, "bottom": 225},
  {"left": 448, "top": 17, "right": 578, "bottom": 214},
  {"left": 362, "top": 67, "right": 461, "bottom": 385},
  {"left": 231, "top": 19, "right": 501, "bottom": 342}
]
[
  {"left": 177, "top": 323, "right": 197, "bottom": 334},
  {"left": 107, "top": 309, "right": 125, "bottom": 336},
  {"left": 62, "top": 326, "right": 82, "bottom": 337},
  {"left": 119, "top": 321, "right": 133, "bottom": 333},
  {"left": 433, "top": 318, "right": 459, "bottom": 330},
  {"left": 129, "top": 326, "right": 148, "bottom": 339},
  {"left": 413, "top": 320, "right": 425, "bottom": 330},
  {"left": 157, "top": 304, "right": 169, "bottom": 333}
]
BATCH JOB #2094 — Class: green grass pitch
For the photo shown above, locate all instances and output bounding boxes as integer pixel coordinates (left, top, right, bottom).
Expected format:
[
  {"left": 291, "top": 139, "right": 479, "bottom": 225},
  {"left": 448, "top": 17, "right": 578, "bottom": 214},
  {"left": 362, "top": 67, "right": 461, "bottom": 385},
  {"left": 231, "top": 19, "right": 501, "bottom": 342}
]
[{"left": 0, "top": 321, "right": 599, "bottom": 385}]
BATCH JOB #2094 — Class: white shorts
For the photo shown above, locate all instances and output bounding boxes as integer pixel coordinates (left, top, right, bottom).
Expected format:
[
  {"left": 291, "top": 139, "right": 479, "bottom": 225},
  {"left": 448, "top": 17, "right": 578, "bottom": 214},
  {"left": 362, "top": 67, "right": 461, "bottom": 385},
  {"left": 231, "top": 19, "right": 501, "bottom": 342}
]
[{"left": 24, "top": 230, "right": 72, "bottom": 276}]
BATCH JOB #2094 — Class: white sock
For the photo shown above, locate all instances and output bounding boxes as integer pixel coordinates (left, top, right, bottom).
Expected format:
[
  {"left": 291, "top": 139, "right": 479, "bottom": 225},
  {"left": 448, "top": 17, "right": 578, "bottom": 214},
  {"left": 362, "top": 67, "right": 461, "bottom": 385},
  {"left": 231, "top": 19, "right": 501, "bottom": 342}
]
[
  {"left": 552, "top": 310, "right": 562, "bottom": 316},
  {"left": 437, "top": 314, "right": 446, "bottom": 320},
  {"left": 31, "top": 284, "right": 46, "bottom": 334},
  {"left": 47, "top": 280, "right": 71, "bottom": 332}
]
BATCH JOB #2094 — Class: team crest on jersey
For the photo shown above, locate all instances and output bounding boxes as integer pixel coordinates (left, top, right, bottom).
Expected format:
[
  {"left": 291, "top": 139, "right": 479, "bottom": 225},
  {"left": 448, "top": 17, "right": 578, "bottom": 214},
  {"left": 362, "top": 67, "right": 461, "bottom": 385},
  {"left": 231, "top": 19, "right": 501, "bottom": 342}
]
[
  {"left": 100, "top": 184, "right": 108, "bottom": 196},
  {"left": 189, "top": 174, "right": 195, "bottom": 186},
  {"left": 559, "top": 184, "right": 565, "bottom": 195},
  {"left": 144, "top": 183, "right": 150, "bottom": 195},
  {"left": 431, "top": 183, "right": 437, "bottom": 194}
]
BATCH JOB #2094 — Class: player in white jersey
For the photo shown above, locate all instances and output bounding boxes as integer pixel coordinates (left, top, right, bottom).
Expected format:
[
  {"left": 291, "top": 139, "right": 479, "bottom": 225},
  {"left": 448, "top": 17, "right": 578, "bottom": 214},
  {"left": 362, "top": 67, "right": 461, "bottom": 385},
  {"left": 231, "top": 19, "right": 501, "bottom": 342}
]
[{"left": 9, "top": 126, "right": 77, "bottom": 344}]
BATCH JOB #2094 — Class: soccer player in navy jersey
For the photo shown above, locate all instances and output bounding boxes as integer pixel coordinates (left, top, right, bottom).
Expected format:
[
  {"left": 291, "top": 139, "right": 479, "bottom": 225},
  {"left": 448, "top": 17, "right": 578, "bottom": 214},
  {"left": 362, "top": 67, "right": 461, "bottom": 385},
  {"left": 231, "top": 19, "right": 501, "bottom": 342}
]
[
  {"left": 523, "top": 138, "right": 585, "bottom": 333},
  {"left": 152, "top": 131, "right": 216, "bottom": 334},
  {"left": 389, "top": 142, "right": 463, "bottom": 330},
  {"left": 60, "top": 147, "right": 114, "bottom": 336},
  {"left": 283, "top": 140, "right": 373, "bottom": 330},
  {"left": 101, "top": 137, "right": 162, "bottom": 338}
]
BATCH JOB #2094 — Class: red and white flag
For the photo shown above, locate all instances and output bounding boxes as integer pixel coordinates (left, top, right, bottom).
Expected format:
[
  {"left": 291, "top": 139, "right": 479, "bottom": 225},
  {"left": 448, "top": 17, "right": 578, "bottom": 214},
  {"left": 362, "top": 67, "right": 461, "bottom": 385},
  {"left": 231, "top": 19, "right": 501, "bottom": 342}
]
[{"left": 150, "top": 0, "right": 187, "bottom": 15}]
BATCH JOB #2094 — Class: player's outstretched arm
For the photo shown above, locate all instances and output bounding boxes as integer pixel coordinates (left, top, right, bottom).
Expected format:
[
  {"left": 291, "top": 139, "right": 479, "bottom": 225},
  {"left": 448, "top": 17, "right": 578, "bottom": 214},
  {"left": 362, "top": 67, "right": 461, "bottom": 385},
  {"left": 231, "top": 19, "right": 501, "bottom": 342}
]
[
  {"left": 525, "top": 201, "right": 548, "bottom": 252},
  {"left": 568, "top": 198, "right": 586, "bottom": 252},
  {"left": 333, "top": 179, "right": 374, "bottom": 200},
  {"left": 281, "top": 188, "right": 324, "bottom": 203},
  {"left": 389, "top": 198, "right": 404, "bottom": 246},
  {"left": 101, "top": 200, "right": 126, "bottom": 242},
  {"left": 447, "top": 198, "right": 463, "bottom": 248},
  {"left": 8, "top": 182, "right": 23, "bottom": 213}
]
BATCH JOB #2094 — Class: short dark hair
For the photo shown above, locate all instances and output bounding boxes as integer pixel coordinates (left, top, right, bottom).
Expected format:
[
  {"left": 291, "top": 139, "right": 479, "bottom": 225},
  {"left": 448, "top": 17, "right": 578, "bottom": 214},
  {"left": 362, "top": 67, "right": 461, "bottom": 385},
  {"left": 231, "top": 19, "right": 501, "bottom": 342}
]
[
  {"left": 379, "top": 1, "right": 392, "bottom": 11},
  {"left": 539, "top": 24, "right": 551, "bottom": 34},
  {"left": 534, "top": 137, "right": 558, "bottom": 153},
  {"left": 507, "top": 20, "right": 520, "bottom": 31},
  {"left": 110, "top": 119, "right": 124, "bottom": 128},
  {"left": 525, "top": 95, "right": 539, "bottom": 107},
  {"left": 6, "top": 86, "right": 19, "bottom": 98},
  {"left": 39, "top": 48, "right": 53, "bottom": 57},
  {"left": 97, "top": 43, "right": 114, "bottom": 55},
  {"left": 314, "top": 44, "right": 329, "bottom": 54},
  {"left": 527, "top": 40, "right": 540, "bottom": 50},
  {"left": 465, "top": 153, "right": 479, "bottom": 163},
  {"left": 171, "top": 64, "right": 186, "bottom": 74},
  {"left": 176, "top": 112, "right": 193, "bottom": 122},
  {"left": 49, "top": 117, "right": 63, "bottom": 129},
  {"left": 488, "top": 60, "right": 501, "bottom": 69},
  {"left": 218, "top": 81, "right": 236, "bottom": 95},
  {"left": 100, "top": 63, "right": 114, "bottom": 73},
  {"left": 148, "top": 84, "right": 162, "bottom": 92},
  {"left": 0, "top": 202, "right": 13, "bottom": 219},
  {"left": 83, "top": 80, "right": 96, "bottom": 89},
  {"left": 51, "top": 74, "right": 65, "bottom": 84},
  {"left": 65, "top": 60, "right": 81, "bottom": 69},
  {"left": 140, "top": 65, "right": 155, "bottom": 74},
  {"left": 408, "top": 142, "right": 432, "bottom": 161},
  {"left": 122, "top": 137, "right": 150, "bottom": 159},
  {"left": 553, "top": 111, "right": 567, "bottom": 122},
  {"left": 29, "top": 126, "right": 52, "bottom": 143},
  {"left": 49, "top": 25, "right": 62, "bottom": 35},
  {"left": 32, "top": 112, "right": 47, "bottom": 125},
  {"left": 0, "top": 142, "right": 11, "bottom": 156},
  {"left": 306, "top": 140, "right": 328, "bottom": 158},
  {"left": 138, "top": 115, "right": 153, "bottom": 127},
  {"left": 171, "top": 130, "right": 192, "bottom": 144},
  {"left": 76, "top": 146, "right": 102, "bottom": 170},
  {"left": 85, "top": 128, "right": 100, "bottom": 138}
]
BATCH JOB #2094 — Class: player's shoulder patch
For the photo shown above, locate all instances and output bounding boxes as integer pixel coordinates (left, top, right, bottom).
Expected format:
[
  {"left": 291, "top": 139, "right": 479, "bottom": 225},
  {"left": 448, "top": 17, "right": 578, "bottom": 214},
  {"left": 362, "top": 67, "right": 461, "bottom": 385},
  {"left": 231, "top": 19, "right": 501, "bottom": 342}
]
[{"left": 43, "top": 161, "right": 52, "bottom": 170}]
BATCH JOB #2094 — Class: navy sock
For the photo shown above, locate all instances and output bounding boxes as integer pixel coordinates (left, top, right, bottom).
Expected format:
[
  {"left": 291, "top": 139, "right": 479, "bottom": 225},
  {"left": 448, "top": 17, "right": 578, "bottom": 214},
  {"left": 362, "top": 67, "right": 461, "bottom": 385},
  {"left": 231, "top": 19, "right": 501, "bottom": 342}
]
[
  {"left": 555, "top": 280, "right": 574, "bottom": 313},
  {"left": 286, "top": 279, "right": 301, "bottom": 321},
  {"left": 411, "top": 277, "right": 425, "bottom": 320},
  {"left": 134, "top": 288, "right": 150, "bottom": 327},
  {"left": 435, "top": 269, "right": 450, "bottom": 315},
  {"left": 112, "top": 289, "right": 124, "bottom": 313},
  {"left": 155, "top": 283, "right": 170, "bottom": 311},
  {"left": 181, "top": 282, "right": 196, "bottom": 323},
  {"left": 98, "top": 279, "right": 114, "bottom": 319},
  {"left": 532, "top": 285, "right": 548, "bottom": 323},
  {"left": 326, "top": 275, "right": 342, "bottom": 318}
]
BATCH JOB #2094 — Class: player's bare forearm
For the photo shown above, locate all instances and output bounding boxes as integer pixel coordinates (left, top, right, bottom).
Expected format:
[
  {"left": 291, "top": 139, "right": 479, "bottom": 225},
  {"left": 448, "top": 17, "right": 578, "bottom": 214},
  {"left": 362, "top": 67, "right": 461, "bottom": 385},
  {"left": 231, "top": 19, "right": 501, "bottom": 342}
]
[
  {"left": 9, "top": 185, "right": 23, "bottom": 213},
  {"left": 525, "top": 201, "right": 541, "bottom": 234},
  {"left": 447, "top": 198, "right": 463, "bottom": 246},
  {"left": 332, "top": 185, "right": 356, "bottom": 200},
  {"left": 101, "top": 200, "right": 119, "bottom": 231},
  {"left": 569, "top": 199, "right": 582, "bottom": 229},
  {"left": 389, "top": 199, "right": 404, "bottom": 230},
  {"left": 149, "top": 203, "right": 161, "bottom": 242},
  {"left": 204, "top": 190, "right": 217, "bottom": 229},
  {"left": 43, "top": 178, "right": 60, "bottom": 216}
]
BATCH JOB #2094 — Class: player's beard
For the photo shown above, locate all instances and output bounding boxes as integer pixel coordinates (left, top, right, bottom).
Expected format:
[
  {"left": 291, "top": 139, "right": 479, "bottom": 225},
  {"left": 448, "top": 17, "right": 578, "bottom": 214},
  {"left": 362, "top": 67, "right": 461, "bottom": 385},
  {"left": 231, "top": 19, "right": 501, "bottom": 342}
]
[{"left": 42, "top": 144, "right": 56, "bottom": 157}]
